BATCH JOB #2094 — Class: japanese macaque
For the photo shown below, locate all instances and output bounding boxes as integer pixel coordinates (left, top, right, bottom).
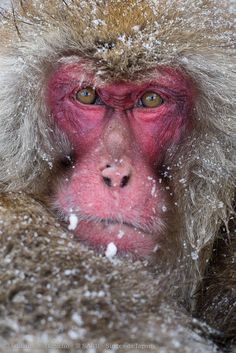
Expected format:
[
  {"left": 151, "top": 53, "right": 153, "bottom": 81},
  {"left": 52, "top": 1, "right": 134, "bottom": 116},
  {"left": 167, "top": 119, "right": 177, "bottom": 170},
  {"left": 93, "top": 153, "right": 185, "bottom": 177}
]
[{"left": 0, "top": 1, "right": 235, "bottom": 352}]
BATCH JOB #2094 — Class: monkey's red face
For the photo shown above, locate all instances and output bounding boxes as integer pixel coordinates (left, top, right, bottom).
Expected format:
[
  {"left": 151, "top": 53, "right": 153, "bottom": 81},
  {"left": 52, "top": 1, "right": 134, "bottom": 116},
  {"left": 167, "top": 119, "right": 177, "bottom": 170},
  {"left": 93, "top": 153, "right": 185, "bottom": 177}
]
[{"left": 48, "top": 63, "right": 193, "bottom": 258}]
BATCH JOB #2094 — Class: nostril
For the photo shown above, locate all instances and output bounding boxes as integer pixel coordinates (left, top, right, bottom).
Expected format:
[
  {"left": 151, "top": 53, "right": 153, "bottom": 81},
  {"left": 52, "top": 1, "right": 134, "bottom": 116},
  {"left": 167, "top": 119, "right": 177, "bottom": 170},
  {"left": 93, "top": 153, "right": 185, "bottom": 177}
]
[
  {"left": 120, "top": 175, "right": 130, "bottom": 188},
  {"left": 103, "top": 176, "right": 112, "bottom": 187}
]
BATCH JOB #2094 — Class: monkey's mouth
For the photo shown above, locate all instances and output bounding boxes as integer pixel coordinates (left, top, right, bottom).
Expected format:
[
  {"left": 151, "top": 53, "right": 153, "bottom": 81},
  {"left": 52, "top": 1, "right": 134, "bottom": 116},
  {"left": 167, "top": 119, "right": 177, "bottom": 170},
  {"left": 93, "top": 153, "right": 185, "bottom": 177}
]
[
  {"left": 100, "top": 217, "right": 151, "bottom": 233},
  {"left": 69, "top": 215, "right": 160, "bottom": 258}
]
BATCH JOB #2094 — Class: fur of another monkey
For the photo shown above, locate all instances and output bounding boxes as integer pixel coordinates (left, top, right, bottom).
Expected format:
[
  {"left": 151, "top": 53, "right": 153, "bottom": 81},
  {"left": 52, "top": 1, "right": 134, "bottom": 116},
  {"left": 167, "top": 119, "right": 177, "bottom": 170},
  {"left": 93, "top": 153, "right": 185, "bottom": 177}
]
[{"left": 0, "top": 0, "right": 235, "bottom": 352}]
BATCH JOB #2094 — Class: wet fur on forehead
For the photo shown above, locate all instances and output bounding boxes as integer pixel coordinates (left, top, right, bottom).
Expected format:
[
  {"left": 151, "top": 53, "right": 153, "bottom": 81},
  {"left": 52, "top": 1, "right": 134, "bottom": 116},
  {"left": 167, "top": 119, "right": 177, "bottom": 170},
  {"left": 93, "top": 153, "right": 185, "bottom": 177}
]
[
  {"left": 1, "top": 0, "right": 235, "bottom": 78},
  {"left": 56, "top": 55, "right": 177, "bottom": 86}
]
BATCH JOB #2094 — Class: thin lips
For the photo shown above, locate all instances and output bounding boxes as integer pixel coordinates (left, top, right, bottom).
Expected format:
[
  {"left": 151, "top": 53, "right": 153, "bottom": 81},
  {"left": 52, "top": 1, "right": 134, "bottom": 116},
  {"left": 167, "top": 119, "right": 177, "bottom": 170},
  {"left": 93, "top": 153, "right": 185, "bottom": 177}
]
[{"left": 80, "top": 216, "right": 152, "bottom": 234}]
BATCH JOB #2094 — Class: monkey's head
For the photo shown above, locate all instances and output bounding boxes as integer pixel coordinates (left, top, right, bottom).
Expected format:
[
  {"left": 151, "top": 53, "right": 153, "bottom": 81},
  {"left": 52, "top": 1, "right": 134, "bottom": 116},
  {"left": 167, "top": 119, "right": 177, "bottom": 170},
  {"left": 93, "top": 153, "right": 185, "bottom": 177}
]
[
  {"left": 0, "top": 1, "right": 235, "bottom": 277},
  {"left": 47, "top": 62, "right": 194, "bottom": 257}
]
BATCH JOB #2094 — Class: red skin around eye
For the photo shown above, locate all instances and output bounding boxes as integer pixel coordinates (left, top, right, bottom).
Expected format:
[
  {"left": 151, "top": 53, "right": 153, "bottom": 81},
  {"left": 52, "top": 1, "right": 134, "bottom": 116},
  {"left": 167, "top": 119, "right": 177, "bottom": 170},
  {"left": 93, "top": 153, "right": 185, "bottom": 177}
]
[
  {"left": 48, "top": 64, "right": 194, "bottom": 258},
  {"left": 48, "top": 65, "right": 193, "bottom": 160}
]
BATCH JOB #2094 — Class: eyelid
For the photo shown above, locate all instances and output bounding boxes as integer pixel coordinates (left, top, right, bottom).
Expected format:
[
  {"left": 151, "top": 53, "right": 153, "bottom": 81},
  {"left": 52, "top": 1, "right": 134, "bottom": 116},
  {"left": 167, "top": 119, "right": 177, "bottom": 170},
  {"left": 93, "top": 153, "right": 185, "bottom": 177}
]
[
  {"left": 71, "top": 83, "right": 95, "bottom": 96},
  {"left": 70, "top": 85, "right": 173, "bottom": 107}
]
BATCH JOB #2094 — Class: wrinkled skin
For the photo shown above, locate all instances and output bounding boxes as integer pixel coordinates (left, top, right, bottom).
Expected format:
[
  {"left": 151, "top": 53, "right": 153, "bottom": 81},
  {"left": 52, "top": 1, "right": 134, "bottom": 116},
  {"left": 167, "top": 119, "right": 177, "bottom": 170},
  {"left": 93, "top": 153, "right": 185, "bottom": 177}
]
[{"left": 48, "top": 64, "right": 193, "bottom": 258}]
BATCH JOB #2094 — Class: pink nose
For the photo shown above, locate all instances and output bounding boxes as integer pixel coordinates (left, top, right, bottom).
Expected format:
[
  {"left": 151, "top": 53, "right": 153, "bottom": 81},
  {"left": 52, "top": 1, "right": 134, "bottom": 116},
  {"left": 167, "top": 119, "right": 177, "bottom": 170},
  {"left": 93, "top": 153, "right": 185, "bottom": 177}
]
[{"left": 101, "top": 163, "right": 132, "bottom": 188}]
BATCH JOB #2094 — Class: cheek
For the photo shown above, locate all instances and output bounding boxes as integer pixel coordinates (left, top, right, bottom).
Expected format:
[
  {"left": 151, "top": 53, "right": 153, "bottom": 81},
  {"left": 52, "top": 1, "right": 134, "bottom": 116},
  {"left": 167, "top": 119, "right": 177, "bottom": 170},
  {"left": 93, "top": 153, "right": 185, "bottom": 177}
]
[
  {"left": 49, "top": 98, "right": 105, "bottom": 150},
  {"left": 131, "top": 106, "right": 191, "bottom": 161}
]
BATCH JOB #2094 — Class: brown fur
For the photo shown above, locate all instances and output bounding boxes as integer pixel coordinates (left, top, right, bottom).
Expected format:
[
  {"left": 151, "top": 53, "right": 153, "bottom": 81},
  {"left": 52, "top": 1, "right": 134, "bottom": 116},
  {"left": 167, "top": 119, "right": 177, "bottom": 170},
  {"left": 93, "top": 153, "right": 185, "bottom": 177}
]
[
  {"left": 0, "top": 1, "right": 235, "bottom": 352},
  {"left": 0, "top": 193, "right": 230, "bottom": 353}
]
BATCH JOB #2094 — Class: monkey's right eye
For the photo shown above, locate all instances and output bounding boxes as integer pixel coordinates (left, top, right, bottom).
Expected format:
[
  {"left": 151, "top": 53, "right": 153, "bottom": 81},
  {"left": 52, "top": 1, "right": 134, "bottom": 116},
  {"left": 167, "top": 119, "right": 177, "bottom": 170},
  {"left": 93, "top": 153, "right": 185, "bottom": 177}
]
[{"left": 75, "top": 87, "right": 97, "bottom": 104}]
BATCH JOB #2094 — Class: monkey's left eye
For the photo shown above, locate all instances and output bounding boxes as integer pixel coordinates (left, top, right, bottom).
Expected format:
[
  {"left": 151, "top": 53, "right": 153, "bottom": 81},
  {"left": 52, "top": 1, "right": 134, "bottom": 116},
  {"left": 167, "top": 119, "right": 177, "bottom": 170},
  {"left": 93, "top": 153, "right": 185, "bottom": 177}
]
[
  {"left": 139, "top": 91, "right": 163, "bottom": 108},
  {"left": 75, "top": 87, "right": 97, "bottom": 104}
]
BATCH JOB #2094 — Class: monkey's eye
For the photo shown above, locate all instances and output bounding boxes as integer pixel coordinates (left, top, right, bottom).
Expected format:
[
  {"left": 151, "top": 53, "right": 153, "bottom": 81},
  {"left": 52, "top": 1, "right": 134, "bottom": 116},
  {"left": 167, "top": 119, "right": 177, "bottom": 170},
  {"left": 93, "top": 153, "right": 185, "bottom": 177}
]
[
  {"left": 75, "top": 87, "right": 97, "bottom": 104},
  {"left": 139, "top": 91, "right": 163, "bottom": 108}
]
